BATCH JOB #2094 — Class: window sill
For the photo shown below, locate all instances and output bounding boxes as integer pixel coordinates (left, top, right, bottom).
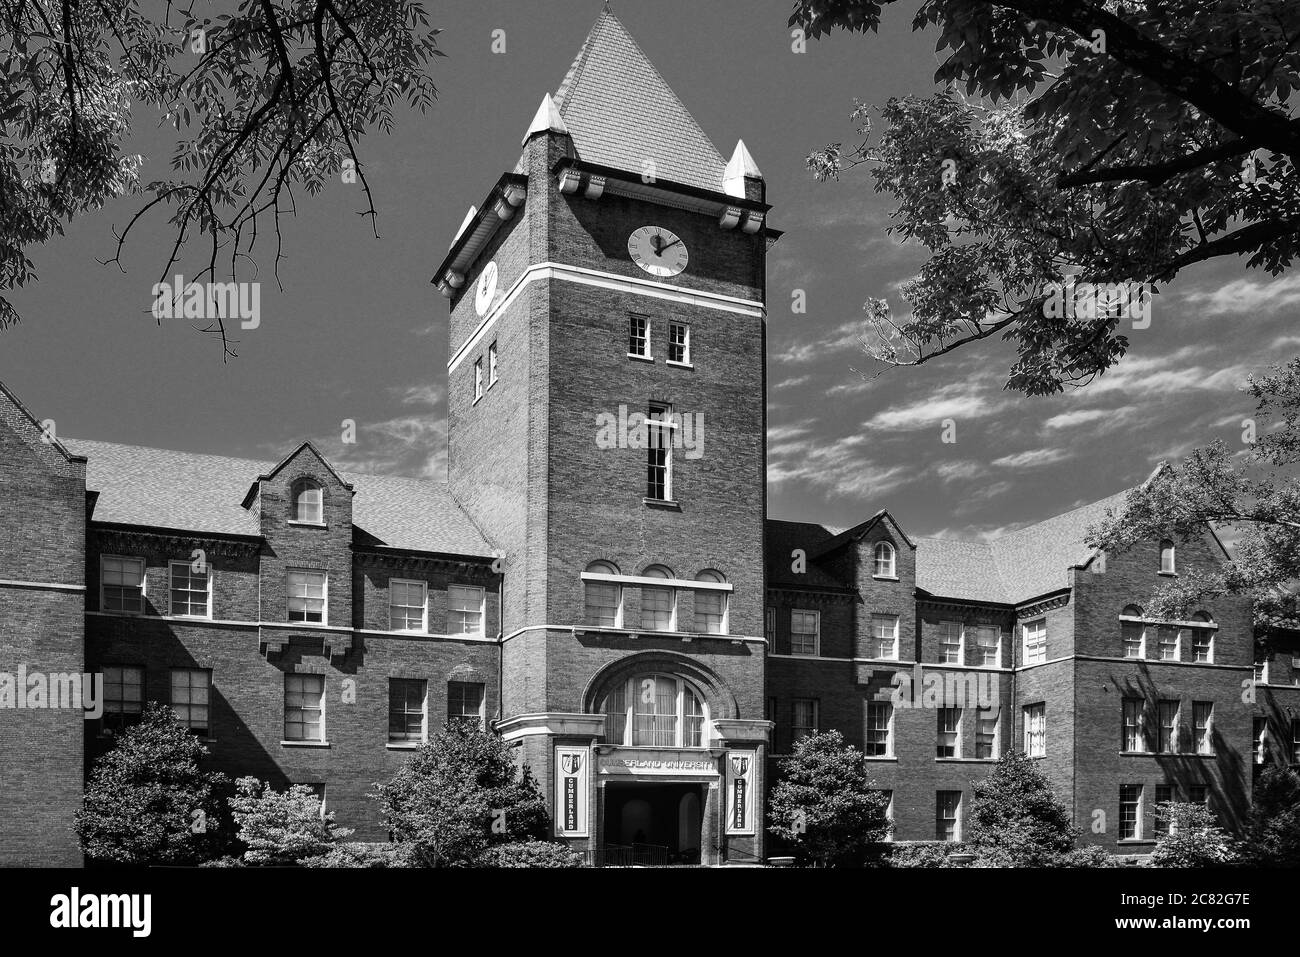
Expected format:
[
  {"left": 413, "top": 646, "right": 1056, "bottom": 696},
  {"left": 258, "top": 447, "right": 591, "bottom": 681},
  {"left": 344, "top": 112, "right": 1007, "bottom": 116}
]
[
  {"left": 864, "top": 756, "right": 898, "bottom": 762},
  {"left": 643, "top": 497, "right": 680, "bottom": 510},
  {"left": 386, "top": 742, "right": 424, "bottom": 751},
  {"left": 1117, "top": 839, "right": 1156, "bottom": 846},
  {"left": 872, "top": 575, "right": 899, "bottom": 582},
  {"left": 287, "top": 520, "right": 327, "bottom": 528},
  {"left": 1158, "top": 571, "right": 1177, "bottom": 577},
  {"left": 935, "top": 757, "right": 997, "bottom": 763},
  {"left": 627, "top": 353, "right": 654, "bottom": 363},
  {"left": 1119, "top": 751, "right": 1154, "bottom": 756},
  {"left": 281, "top": 740, "right": 330, "bottom": 748},
  {"left": 666, "top": 360, "right": 693, "bottom": 369}
]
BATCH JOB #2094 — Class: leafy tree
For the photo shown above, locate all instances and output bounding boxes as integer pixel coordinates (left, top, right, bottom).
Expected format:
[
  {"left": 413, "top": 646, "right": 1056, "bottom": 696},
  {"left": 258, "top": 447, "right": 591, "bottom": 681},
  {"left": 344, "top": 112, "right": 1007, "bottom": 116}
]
[
  {"left": 371, "top": 720, "right": 551, "bottom": 867},
  {"left": 966, "top": 751, "right": 1077, "bottom": 866},
  {"left": 75, "top": 702, "right": 228, "bottom": 865},
  {"left": 0, "top": 0, "right": 444, "bottom": 350},
  {"left": 791, "top": 0, "right": 1300, "bottom": 394},
  {"left": 1150, "top": 801, "right": 1238, "bottom": 866},
  {"left": 228, "top": 776, "right": 351, "bottom": 865},
  {"left": 1240, "top": 766, "right": 1300, "bottom": 866},
  {"left": 1087, "top": 357, "right": 1300, "bottom": 639},
  {"left": 475, "top": 840, "right": 585, "bottom": 869},
  {"left": 767, "top": 729, "right": 892, "bottom": 867}
]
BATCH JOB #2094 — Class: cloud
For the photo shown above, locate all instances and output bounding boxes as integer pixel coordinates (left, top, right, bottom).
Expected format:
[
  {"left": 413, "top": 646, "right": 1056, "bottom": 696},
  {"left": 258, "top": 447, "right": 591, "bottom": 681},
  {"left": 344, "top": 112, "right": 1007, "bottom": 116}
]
[
  {"left": 863, "top": 383, "right": 1008, "bottom": 431},
  {"left": 768, "top": 432, "right": 910, "bottom": 500},
  {"left": 1041, "top": 405, "right": 1139, "bottom": 431},
  {"left": 321, "top": 383, "right": 448, "bottom": 480},
  {"left": 772, "top": 375, "right": 812, "bottom": 390},
  {"left": 1183, "top": 275, "right": 1300, "bottom": 316},
  {"left": 932, "top": 460, "right": 984, "bottom": 482},
  {"left": 771, "top": 320, "right": 866, "bottom": 365},
  {"left": 991, "top": 447, "right": 1071, "bottom": 468}
]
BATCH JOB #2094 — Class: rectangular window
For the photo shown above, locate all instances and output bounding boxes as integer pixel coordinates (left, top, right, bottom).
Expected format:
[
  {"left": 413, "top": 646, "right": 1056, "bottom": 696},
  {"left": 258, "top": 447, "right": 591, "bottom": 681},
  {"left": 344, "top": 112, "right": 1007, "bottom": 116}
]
[
  {"left": 389, "top": 579, "right": 427, "bottom": 632},
  {"left": 646, "top": 402, "right": 673, "bottom": 501},
  {"left": 488, "top": 341, "right": 498, "bottom": 386},
  {"left": 447, "top": 584, "right": 485, "bottom": 637},
  {"left": 474, "top": 357, "right": 484, "bottom": 401},
  {"left": 102, "top": 665, "right": 143, "bottom": 733},
  {"left": 101, "top": 556, "right": 145, "bottom": 614},
  {"left": 791, "top": 698, "right": 818, "bottom": 743},
  {"left": 287, "top": 570, "right": 326, "bottom": 624},
  {"left": 388, "top": 678, "right": 427, "bottom": 743},
  {"left": 866, "top": 701, "right": 892, "bottom": 757},
  {"left": 1254, "top": 717, "right": 1267, "bottom": 765},
  {"left": 1022, "top": 619, "right": 1046, "bottom": 665},
  {"left": 765, "top": 606, "right": 775, "bottom": 645},
  {"left": 667, "top": 321, "right": 690, "bottom": 364},
  {"left": 629, "top": 315, "right": 650, "bottom": 357},
  {"left": 1024, "top": 703, "right": 1046, "bottom": 757},
  {"left": 1255, "top": 656, "right": 1270, "bottom": 685},
  {"left": 448, "top": 681, "right": 485, "bottom": 730},
  {"left": 976, "top": 708, "right": 998, "bottom": 759},
  {"left": 975, "top": 625, "right": 1001, "bottom": 667},
  {"left": 1194, "top": 702, "right": 1213, "bottom": 755},
  {"left": 585, "top": 580, "right": 622, "bottom": 628},
  {"left": 1122, "top": 621, "right": 1145, "bottom": 659},
  {"left": 937, "top": 707, "right": 961, "bottom": 758},
  {"left": 938, "top": 621, "right": 963, "bottom": 664},
  {"left": 168, "top": 561, "right": 210, "bottom": 618},
  {"left": 1157, "top": 626, "right": 1180, "bottom": 661},
  {"left": 790, "top": 609, "right": 820, "bottom": 656},
  {"left": 936, "top": 791, "right": 961, "bottom": 841},
  {"left": 1119, "top": 785, "right": 1143, "bottom": 840},
  {"left": 641, "top": 583, "right": 676, "bottom": 631},
  {"left": 1192, "top": 630, "right": 1213, "bottom": 663},
  {"left": 1293, "top": 655, "right": 1300, "bottom": 686},
  {"left": 1158, "top": 700, "right": 1179, "bottom": 754},
  {"left": 872, "top": 614, "right": 899, "bottom": 660},
  {"left": 170, "top": 669, "right": 211, "bottom": 736},
  {"left": 696, "top": 589, "right": 727, "bottom": 635},
  {"left": 284, "top": 674, "right": 325, "bottom": 742},
  {"left": 1154, "top": 785, "right": 1173, "bottom": 838},
  {"left": 1123, "top": 698, "right": 1145, "bottom": 752}
]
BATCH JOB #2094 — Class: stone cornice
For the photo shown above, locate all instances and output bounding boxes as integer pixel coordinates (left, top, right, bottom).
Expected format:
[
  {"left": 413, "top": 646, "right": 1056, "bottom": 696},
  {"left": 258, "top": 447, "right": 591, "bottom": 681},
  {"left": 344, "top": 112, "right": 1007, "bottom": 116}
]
[{"left": 91, "top": 525, "right": 261, "bottom": 557}]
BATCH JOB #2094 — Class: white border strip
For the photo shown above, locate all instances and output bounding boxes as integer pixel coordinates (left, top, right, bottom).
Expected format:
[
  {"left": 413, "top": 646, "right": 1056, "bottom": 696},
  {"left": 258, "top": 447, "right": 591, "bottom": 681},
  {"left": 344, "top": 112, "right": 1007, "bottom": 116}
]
[
  {"left": 0, "top": 578, "right": 85, "bottom": 592},
  {"left": 448, "top": 262, "right": 766, "bottom": 372},
  {"left": 579, "top": 571, "right": 733, "bottom": 592}
]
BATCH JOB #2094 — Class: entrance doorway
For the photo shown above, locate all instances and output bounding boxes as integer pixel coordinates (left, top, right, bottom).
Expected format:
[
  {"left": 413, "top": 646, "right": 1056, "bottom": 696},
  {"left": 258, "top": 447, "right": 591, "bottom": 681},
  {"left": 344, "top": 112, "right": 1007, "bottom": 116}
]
[{"left": 605, "top": 783, "right": 704, "bottom": 865}]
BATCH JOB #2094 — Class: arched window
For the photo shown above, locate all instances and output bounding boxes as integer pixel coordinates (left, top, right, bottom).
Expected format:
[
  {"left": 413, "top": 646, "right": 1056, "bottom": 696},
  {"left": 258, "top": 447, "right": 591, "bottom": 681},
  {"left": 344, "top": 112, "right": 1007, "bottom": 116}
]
[
  {"left": 291, "top": 480, "right": 322, "bottom": 524},
  {"left": 695, "top": 570, "right": 727, "bottom": 635},
  {"left": 600, "top": 674, "right": 709, "bottom": 748},
  {"left": 640, "top": 565, "right": 676, "bottom": 632},
  {"left": 1120, "top": 605, "right": 1146, "bottom": 659},
  {"left": 1159, "top": 539, "right": 1176, "bottom": 574},
  {"left": 584, "top": 561, "right": 622, "bottom": 628},
  {"left": 874, "top": 541, "right": 896, "bottom": 578},
  {"left": 1121, "top": 604, "right": 1144, "bottom": 618},
  {"left": 1191, "top": 612, "right": 1215, "bottom": 662}
]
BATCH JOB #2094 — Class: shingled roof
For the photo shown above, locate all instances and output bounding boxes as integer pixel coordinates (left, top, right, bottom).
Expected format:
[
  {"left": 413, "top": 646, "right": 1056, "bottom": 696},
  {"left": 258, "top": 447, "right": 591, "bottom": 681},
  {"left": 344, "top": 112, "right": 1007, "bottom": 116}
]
[
  {"left": 551, "top": 10, "right": 728, "bottom": 193},
  {"left": 64, "top": 438, "right": 495, "bottom": 558}
]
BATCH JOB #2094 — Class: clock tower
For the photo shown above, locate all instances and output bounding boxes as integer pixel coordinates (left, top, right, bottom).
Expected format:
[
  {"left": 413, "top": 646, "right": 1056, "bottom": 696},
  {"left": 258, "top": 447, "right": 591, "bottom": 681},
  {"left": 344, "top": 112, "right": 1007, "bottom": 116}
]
[{"left": 434, "top": 9, "right": 775, "bottom": 864}]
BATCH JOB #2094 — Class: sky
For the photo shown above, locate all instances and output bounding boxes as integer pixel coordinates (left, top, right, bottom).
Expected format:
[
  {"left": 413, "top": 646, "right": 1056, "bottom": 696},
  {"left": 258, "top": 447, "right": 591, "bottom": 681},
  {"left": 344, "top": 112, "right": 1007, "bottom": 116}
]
[{"left": 3, "top": 0, "right": 1295, "bottom": 542}]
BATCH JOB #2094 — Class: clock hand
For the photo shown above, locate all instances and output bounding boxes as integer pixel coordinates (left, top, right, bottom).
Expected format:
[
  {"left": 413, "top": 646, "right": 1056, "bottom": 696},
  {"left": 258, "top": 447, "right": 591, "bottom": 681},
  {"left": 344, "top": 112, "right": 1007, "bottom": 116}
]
[{"left": 659, "top": 238, "right": 682, "bottom": 253}]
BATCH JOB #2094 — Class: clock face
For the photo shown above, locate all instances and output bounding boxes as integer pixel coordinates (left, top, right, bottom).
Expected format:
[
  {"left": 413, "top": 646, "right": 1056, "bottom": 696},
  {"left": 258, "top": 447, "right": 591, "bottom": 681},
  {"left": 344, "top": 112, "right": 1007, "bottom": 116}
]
[
  {"left": 474, "top": 261, "right": 499, "bottom": 316},
  {"left": 628, "top": 226, "right": 689, "bottom": 277}
]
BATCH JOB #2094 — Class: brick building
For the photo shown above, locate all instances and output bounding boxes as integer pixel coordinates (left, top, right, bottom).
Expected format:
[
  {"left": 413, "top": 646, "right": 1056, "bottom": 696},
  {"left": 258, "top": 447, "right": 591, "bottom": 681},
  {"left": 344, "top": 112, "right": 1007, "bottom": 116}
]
[{"left": 2, "top": 10, "right": 1296, "bottom": 867}]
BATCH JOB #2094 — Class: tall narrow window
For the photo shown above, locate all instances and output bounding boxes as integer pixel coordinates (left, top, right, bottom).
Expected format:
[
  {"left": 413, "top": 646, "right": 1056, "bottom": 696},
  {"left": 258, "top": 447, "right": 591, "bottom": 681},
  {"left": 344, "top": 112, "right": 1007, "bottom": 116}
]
[
  {"left": 291, "top": 480, "right": 323, "bottom": 523},
  {"left": 287, "top": 570, "right": 326, "bottom": 624},
  {"left": 170, "top": 669, "right": 211, "bottom": 736},
  {"left": 791, "top": 698, "right": 818, "bottom": 743},
  {"left": 447, "top": 681, "right": 485, "bottom": 730},
  {"left": 101, "top": 556, "right": 145, "bottom": 614},
  {"left": 102, "top": 665, "right": 144, "bottom": 733},
  {"left": 872, "top": 614, "right": 899, "bottom": 660},
  {"left": 1022, "top": 619, "right": 1047, "bottom": 665},
  {"left": 1024, "top": 703, "right": 1046, "bottom": 757},
  {"left": 1157, "top": 626, "right": 1180, "bottom": 661},
  {"left": 169, "top": 561, "right": 210, "bottom": 618},
  {"left": 584, "top": 561, "right": 622, "bottom": 628},
  {"left": 1194, "top": 702, "right": 1214, "bottom": 755},
  {"left": 1123, "top": 698, "right": 1146, "bottom": 752},
  {"left": 389, "top": 579, "right": 427, "bottom": 632},
  {"left": 790, "top": 609, "right": 820, "bottom": 656},
  {"left": 474, "top": 357, "right": 484, "bottom": 401},
  {"left": 1191, "top": 616, "right": 1213, "bottom": 662},
  {"left": 694, "top": 570, "right": 727, "bottom": 635},
  {"left": 1119, "top": 785, "right": 1143, "bottom": 840},
  {"left": 1158, "top": 700, "right": 1179, "bottom": 754},
  {"left": 667, "top": 321, "right": 690, "bottom": 364},
  {"left": 1254, "top": 717, "right": 1268, "bottom": 765},
  {"left": 1159, "top": 539, "right": 1176, "bottom": 574},
  {"left": 488, "top": 341, "right": 498, "bottom": 386},
  {"left": 284, "top": 674, "right": 325, "bottom": 742},
  {"left": 388, "top": 678, "right": 427, "bottom": 743},
  {"left": 1153, "top": 785, "right": 1173, "bottom": 838},
  {"left": 975, "top": 625, "right": 1001, "bottom": 667},
  {"left": 975, "top": 708, "right": 998, "bottom": 759},
  {"left": 1121, "top": 609, "right": 1145, "bottom": 658},
  {"left": 937, "top": 707, "right": 961, "bottom": 758},
  {"left": 628, "top": 315, "right": 650, "bottom": 357},
  {"left": 646, "top": 402, "right": 673, "bottom": 501},
  {"left": 873, "top": 541, "right": 896, "bottom": 578},
  {"left": 866, "top": 701, "right": 893, "bottom": 757},
  {"left": 1254, "top": 656, "right": 1270, "bottom": 685},
  {"left": 634, "top": 675, "right": 678, "bottom": 747},
  {"left": 600, "top": 675, "right": 708, "bottom": 748},
  {"left": 936, "top": 791, "right": 961, "bottom": 841},
  {"left": 640, "top": 565, "right": 676, "bottom": 631},
  {"left": 938, "top": 621, "right": 963, "bottom": 664},
  {"left": 447, "top": 584, "right": 485, "bottom": 637}
]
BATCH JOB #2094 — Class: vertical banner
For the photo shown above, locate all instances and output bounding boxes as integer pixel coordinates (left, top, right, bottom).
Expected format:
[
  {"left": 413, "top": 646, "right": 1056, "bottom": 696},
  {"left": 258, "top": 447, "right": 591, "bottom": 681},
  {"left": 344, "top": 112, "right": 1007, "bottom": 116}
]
[
  {"left": 554, "top": 746, "right": 590, "bottom": 838},
  {"left": 726, "top": 750, "right": 756, "bottom": 835}
]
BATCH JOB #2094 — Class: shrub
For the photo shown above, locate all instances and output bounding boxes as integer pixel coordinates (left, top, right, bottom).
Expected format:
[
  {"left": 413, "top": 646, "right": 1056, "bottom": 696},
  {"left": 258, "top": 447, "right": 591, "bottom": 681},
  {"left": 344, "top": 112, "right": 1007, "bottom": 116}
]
[
  {"left": 1053, "top": 845, "right": 1118, "bottom": 868},
  {"left": 888, "top": 842, "right": 967, "bottom": 868},
  {"left": 475, "top": 840, "right": 585, "bottom": 868},
  {"left": 967, "top": 751, "right": 1078, "bottom": 866},
  {"left": 1150, "top": 802, "right": 1237, "bottom": 867},
  {"left": 1240, "top": 766, "right": 1300, "bottom": 866},
  {"left": 301, "top": 842, "right": 416, "bottom": 868},
  {"left": 228, "top": 777, "right": 352, "bottom": 865}
]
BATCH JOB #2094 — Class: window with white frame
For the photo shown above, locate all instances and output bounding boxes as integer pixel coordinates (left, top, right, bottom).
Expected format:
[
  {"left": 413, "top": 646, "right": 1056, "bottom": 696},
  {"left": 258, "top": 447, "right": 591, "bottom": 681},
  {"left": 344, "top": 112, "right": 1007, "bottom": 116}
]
[
  {"left": 1194, "top": 701, "right": 1213, "bottom": 755},
  {"left": 873, "top": 541, "right": 896, "bottom": 578},
  {"left": 1119, "top": 785, "right": 1143, "bottom": 840},
  {"left": 629, "top": 315, "right": 650, "bottom": 357},
  {"left": 790, "top": 609, "right": 820, "bottom": 656},
  {"left": 791, "top": 697, "right": 819, "bottom": 743},
  {"left": 1024, "top": 703, "right": 1046, "bottom": 757},
  {"left": 640, "top": 565, "right": 676, "bottom": 631},
  {"left": 389, "top": 579, "right": 427, "bottom": 632},
  {"left": 1123, "top": 698, "right": 1146, "bottom": 752},
  {"left": 447, "top": 584, "right": 485, "bottom": 637},
  {"left": 667, "top": 321, "right": 690, "bottom": 364},
  {"left": 1154, "top": 785, "right": 1173, "bottom": 837},
  {"left": 102, "top": 665, "right": 143, "bottom": 733},
  {"left": 1255, "top": 656, "right": 1270, "bottom": 684},
  {"left": 474, "top": 357, "right": 484, "bottom": 401},
  {"left": 936, "top": 791, "right": 961, "bottom": 841},
  {"left": 694, "top": 570, "right": 727, "bottom": 635},
  {"left": 388, "top": 678, "right": 427, "bottom": 743},
  {"left": 1022, "top": 619, "right": 1046, "bottom": 665},
  {"left": 171, "top": 669, "right": 211, "bottom": 736},
  {"left": 600, "top": 674, "right": 708, "bottom": 748},
  {"left": 291, "top": 480, "right": 323, "bottom": 523},
  {"left": 938, "top": 620, "right": 963, "bottom": 664},
  {"left": 975, "top": 625, "right": 1001, "bottom": 667},
  {"left": 284, "top": 674, "right": 325, "bottom": 742},
  {"left": 1157, "top": 699, "right": 1179, "bottom": 754},
  {"left": 1254, "top": 717, "right": 1268, "bottom": 765},
  {"left": 937, "top": 707, "right": 961, "bottom": 758},
  {"left": 584, "top": 561, "right": 622, "bottom": 627},
  {"left": 287, "top": 570, "right": 326, "bottom": 623},
  {"left": 1159, "top": 539, "right": 1176, "bottom": 574},
  {"left": 1191, "top": 622, "right": 1213, "bottom": 662},
  {"left": 1121, "top": 606, "right": 1145, "bottom": 658},
  {"left": 871, "top": 614, "right": 899, "bottom": 659},
  {"left": 447, "top": 681, "right": 485, "bottom": 730},
  {"left": 488, "top": 341, "right": 498, "bottom": 387},
  {"left": 169, "top": 560, "right": 210, "bottom": 618},
  {"left": 1157, "top": 625, "right": 1180, "bottom": 661},
  {"left": 101, "top": 556, "right": 145, "bottom": 614},
  {"left": 866, "top": 701, "right": 893, "bottom": 757},
  {"left": 975, "top": 708, "right": 998, "bottom": 759},
  {"left": 646, "top": 402, "right": 673, "bottom": 501}
]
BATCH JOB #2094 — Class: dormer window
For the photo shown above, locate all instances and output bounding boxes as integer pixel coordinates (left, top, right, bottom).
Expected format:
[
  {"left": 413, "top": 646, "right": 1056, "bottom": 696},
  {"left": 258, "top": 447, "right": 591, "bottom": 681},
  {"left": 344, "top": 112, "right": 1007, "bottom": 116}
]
[
  {"left": 1159, "top": 539, "right": 1176, "bottom": 574},
  {"left": 291, "top": 480, "right": 323, "bottom": 524},
  {"left": 873, "top": 541, "right": 896, "bottom": 578}
]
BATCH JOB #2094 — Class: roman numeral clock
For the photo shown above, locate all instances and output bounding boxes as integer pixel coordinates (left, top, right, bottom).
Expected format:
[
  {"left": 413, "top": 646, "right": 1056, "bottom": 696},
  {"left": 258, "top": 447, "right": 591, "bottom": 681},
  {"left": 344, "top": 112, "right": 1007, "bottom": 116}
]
[{"left": 628, "top": 225, "right": 689, "bottom": 277}]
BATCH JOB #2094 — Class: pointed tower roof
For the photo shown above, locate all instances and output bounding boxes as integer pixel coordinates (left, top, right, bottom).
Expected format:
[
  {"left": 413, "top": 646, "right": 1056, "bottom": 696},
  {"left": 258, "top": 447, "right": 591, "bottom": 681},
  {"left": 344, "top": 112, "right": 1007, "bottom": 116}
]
[
  {"left": 552, "top": 10, "right": 727, "bottom": 193},
  {"left": 522, "top": 93, "right": 570, "bottom": 146},
  {"left": 723, "top": 139, "right": 763, "bottom": 197}
]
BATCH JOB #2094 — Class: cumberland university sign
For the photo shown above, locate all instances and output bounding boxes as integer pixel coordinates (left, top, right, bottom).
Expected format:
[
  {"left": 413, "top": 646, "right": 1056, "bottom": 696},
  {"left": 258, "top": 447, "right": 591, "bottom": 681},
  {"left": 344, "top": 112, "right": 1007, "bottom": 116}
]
[{"left": 597, "top": 749, "right": 719, "bottom": 775}]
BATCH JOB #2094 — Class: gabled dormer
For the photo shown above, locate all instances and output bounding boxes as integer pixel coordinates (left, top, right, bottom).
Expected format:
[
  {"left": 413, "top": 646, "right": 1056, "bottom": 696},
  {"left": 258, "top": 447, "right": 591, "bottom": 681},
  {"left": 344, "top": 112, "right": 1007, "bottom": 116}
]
[{"left": 243, "top": 441, "right": 354, "bottom": 535}]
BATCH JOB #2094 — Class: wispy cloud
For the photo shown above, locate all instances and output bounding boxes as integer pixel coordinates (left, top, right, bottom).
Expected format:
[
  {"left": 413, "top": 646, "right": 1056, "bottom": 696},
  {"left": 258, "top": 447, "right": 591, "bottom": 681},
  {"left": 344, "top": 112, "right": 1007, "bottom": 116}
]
[
  {"left": 863, "top": 383, "right": 1008, "bottom": 431},
  {"left": 1041, "top": 405, "right": 1139, "bottom": 431},
  {"left": 768, "top": 432, "right": 909, "bottom": 500},
  {"left": 321, "top": 384, "right": 448, "bottom": 480},
  {"left": 1183, "top": 275, "right": 1300, "bottom": 316},
  {"left": 772, "top": 320, "right": 866, "bottom": 365},
  {"left": 991, "top": 447, "right": 1071, "bottom": 468}
]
